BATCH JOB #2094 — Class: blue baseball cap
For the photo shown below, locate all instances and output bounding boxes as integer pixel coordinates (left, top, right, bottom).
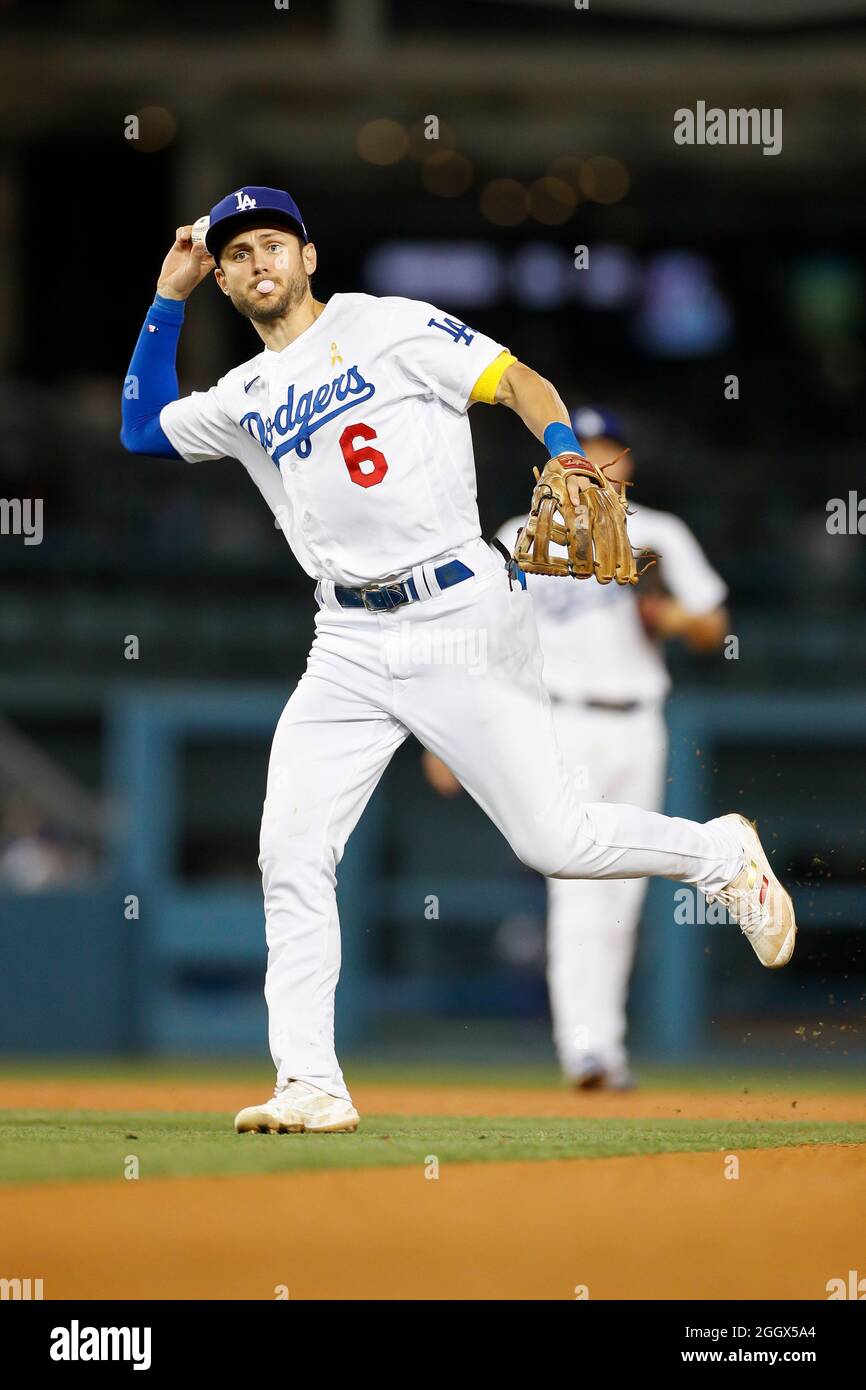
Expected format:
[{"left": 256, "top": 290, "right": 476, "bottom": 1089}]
[
  {"left": 571, "top": 405, "right": 628, "bottom": 448},
  {"left": 204, "top": 186, "right": 309, "bottom": 260}
]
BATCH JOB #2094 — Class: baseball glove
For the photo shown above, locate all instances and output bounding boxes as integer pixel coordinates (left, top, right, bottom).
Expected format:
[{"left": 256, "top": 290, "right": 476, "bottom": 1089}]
[{"left": 513, "top": 452, "right": 642, "bottom": 585}]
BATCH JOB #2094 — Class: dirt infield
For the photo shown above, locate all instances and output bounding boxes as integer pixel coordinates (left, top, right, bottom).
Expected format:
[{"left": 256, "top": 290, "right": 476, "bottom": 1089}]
[
  {"left": 1, "top": 1144, "right": 861, "bottom": 1300},
  {"left": 1, "top": 1077, "right": 864, "bottom": 1298},
  {"left": 0, "top": 1076, "right": 864, "bottom": 1124}
]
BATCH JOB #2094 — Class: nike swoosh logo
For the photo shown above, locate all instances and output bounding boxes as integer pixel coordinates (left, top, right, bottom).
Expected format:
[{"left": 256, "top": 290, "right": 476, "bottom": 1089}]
[{"left": 244, "top": 376, "right": 260, "bottom": 393}]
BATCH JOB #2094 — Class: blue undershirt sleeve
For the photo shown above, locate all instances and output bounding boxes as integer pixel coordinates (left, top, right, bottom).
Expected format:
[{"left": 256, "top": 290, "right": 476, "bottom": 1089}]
[{"left": 120, "top": 294, "right": 186, "bottom": 458}]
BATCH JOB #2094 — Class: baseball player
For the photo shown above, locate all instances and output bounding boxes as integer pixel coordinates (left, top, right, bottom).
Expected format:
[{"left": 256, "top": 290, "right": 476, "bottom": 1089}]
[
  {"left": 120, "top": 186, "right": 795, "bottom": 1135},
  {"left": 424, "top": 406, "right": 729, "bottom": 1090}
]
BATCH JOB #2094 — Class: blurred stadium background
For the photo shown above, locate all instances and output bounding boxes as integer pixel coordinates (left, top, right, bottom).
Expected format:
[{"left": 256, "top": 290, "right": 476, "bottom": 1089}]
[{"left": 0, "top": 0, "right": 863, "bottom": 1072}]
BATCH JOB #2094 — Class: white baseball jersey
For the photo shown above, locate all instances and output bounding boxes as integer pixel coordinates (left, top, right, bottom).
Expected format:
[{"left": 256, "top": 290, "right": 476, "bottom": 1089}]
[
  {"left": 496, "top": 504, "right": 728, "bottom": 704},
  {"left": 160, "top": 293, "right": 508, "bottom": 587}
]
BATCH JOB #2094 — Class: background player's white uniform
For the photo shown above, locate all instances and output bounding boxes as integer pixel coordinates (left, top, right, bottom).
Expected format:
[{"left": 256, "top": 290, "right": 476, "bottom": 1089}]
[
  {"left": 159, "top": 291, "right": 743, "bottom": 1102},
  {"left": 496, "top": 507, "right": 728, "bottom": 1084}
]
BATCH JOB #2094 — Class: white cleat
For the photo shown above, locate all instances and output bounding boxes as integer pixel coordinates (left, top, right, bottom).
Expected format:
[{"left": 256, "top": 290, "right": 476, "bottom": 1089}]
[
  {"left": 234, "top": 1080, "right": 360, "bottom": 1135},
  {"left": 709, "top": 813, "right": 797, "bottom": 969}
]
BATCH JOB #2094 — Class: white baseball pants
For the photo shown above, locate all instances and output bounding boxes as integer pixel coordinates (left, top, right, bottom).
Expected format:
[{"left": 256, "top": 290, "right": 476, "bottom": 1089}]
[
  {"left": 259, "top": 543, "right": 743, "bottom": 1100},
  {"left": 546, "top": 700, "right": 668, "bottom": 1082}
]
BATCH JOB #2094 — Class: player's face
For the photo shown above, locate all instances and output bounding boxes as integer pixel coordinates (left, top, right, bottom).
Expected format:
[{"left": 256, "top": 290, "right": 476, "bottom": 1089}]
[
  {"left": 583, "top": 435, "right": 633, "bottom": 483},
  {"left": 214, "top": 228, "right": 317, "bottom": 322}
]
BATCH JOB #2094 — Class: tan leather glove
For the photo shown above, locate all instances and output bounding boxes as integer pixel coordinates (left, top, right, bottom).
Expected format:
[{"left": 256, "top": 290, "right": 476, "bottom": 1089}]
[{"left": 514, "top": 452, "right": 641, "bottom": 585}]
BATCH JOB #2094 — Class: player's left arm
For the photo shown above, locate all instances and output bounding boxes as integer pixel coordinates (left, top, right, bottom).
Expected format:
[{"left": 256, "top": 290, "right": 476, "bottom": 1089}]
[
  {"left": 476, "top": 358, "right": 595, "bottom": 502},
  {"left": 636, "top": 513, "right": 730, "bottom": 651},
  {"left": 485, "top": 359, "right": 569, "bottom": 440},
  {"left": 639, "top": 593, "right": 729, "bottom": 651}
]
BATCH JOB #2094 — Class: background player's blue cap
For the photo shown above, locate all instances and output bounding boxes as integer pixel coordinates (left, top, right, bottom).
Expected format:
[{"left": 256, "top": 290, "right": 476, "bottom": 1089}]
[
  {"left": 571, "top": 405, "right": 628, "bottom": 447},
  {"left": 204, "top": 186, "right": 309, "bottom": 260}
]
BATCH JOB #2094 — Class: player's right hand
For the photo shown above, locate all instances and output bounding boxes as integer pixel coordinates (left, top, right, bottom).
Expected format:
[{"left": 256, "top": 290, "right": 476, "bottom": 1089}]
[{"left": 156, "top": 226, "right": 215, "bottom": 301}]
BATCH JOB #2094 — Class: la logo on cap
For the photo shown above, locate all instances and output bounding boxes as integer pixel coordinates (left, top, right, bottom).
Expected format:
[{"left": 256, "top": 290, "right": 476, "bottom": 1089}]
[{"left": 234, "top": 190, "right": 257, "bottom": 210}]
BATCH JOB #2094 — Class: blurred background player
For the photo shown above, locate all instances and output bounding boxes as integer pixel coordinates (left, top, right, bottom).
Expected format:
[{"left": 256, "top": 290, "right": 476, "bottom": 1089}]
[{"left": 423, "top": 406, "right": 729, "bottom": 1089}]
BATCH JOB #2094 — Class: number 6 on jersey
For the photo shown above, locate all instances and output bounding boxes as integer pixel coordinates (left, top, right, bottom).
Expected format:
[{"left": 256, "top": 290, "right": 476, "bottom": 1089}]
[{"left": 339, "top": 423, "right": 388, "bottom": 488}]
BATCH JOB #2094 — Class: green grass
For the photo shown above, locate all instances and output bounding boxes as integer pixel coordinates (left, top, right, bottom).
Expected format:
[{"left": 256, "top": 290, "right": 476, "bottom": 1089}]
[
  {"left": 1, "top": 1059, "right": 863, "bottom": 1187},
  {"left": 1, "top": 1110, "right": 864, "bottom": 1186}
]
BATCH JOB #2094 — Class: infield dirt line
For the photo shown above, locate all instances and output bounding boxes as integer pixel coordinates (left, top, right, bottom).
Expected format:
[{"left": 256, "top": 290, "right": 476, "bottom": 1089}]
[
  {"left": 0, "top": 1144, "right": 861, "bottom": 1300},
  {"left": 0, "top": 1079, "right": 864, "bottom": 1124}
]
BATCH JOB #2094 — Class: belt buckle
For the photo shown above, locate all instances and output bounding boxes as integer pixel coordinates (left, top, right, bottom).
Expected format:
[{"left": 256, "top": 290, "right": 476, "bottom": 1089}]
[
  {"left": 361, "top": 586, "right": 382, "bottom": 612},
  {"left": 361, "top": 581, "right": 407, "bottom": 612}
]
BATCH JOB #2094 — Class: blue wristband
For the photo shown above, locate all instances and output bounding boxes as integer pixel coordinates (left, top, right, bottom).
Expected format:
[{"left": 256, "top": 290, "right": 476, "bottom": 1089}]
[
  {"left": 543, "top": 421, "right": 586, "bottom": 460},
  {"left": 152, "top": 292, "right": 187, "bottom": 322}
]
